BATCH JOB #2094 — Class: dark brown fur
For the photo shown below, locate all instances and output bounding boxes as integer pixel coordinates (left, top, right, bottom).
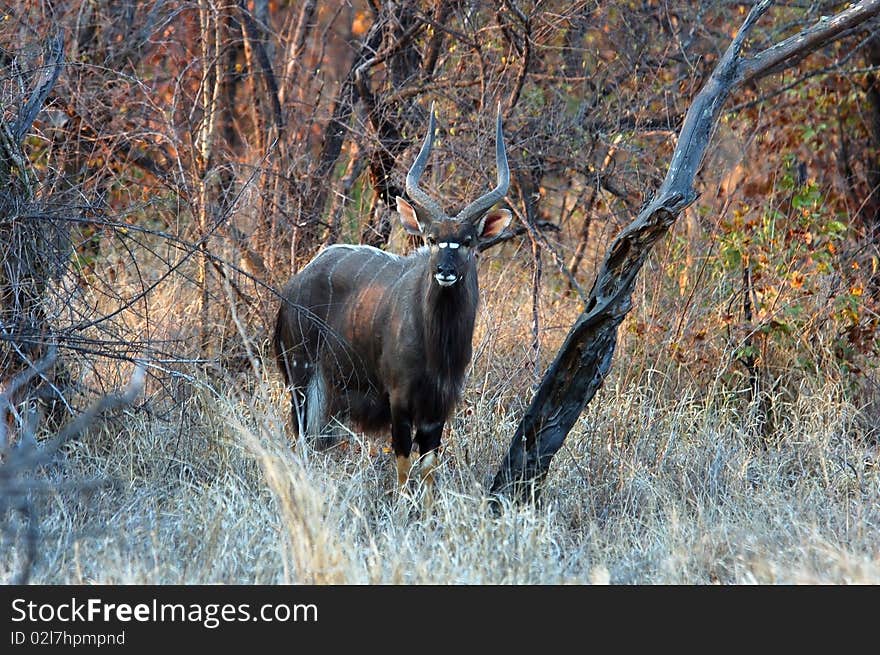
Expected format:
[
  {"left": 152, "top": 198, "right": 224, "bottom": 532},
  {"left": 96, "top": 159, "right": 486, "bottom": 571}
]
[
  {"left": 274, "top": 238, "right": 479, "bottom": 460},
  {"left": 274, "top": 106, "right": 511, "bottom": 476}
]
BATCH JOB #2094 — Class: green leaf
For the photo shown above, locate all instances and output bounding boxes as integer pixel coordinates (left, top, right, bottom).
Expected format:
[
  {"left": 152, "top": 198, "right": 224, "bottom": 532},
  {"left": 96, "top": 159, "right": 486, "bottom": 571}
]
[{"left": 721, "top": 244, "right": 742, "bottom": 269}]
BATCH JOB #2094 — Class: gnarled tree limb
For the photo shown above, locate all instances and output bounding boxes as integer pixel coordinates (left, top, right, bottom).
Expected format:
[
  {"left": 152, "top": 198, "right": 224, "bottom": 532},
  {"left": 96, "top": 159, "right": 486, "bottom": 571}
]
[
  {"left": 13, "top": 31, "right": 64, "bottom": 143},
  {"left": 490, "top": 0, "right": 880, "bottom": 502}
]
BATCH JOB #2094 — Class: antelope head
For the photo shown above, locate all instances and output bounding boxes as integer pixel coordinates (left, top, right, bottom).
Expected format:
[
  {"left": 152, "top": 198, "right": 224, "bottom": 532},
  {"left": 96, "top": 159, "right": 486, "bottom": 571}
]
[{"left": 396, "top": 105, "right": 512, "bottom": 288}]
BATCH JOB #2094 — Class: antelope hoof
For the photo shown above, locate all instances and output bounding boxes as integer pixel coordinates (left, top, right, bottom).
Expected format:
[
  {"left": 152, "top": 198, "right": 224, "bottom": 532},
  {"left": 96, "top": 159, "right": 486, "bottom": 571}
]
[{"left": 396, "top": 454, "right": 412, "bottom": 488}]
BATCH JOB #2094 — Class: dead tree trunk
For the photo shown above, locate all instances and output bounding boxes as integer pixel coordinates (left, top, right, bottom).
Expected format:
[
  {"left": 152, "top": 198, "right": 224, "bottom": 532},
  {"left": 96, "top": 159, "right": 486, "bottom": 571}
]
[
  {"left": 861, "top": 23, "right": 880, "bottom": 300},
  {"left": 301, "top": 16, "right": 384, "bottom": 257},
  {"left": 356, "top": 3, "right": 424, "bottom": 248},
  {"left": 490, "top": 0, "right": 880, "bottom": 503}
]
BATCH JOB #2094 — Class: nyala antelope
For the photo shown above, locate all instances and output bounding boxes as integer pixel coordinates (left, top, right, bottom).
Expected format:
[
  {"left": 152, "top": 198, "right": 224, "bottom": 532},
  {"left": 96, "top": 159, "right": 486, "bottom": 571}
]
[{"left": 273, "top": 105, "right": 511, "bottom": 497}]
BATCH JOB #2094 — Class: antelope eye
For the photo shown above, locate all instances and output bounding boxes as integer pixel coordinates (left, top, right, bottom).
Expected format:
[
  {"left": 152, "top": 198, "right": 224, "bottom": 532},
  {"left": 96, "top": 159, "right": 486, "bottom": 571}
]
[
  {"left": 427, "top": 236, "right": 437, "bottom": 246},
  {"left": 462, "top": 236, "right": 473, "bottom": 247}
]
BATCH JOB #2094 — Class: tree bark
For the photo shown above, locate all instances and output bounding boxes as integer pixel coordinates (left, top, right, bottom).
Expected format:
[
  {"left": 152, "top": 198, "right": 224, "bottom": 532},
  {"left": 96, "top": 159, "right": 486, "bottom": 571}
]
[{"left": 490, "top": 0, "right": 880, "bottom": 503}]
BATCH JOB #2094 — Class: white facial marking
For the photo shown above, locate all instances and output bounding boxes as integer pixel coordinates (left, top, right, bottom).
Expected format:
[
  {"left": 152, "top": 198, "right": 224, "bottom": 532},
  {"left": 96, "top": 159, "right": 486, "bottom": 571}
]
[
  {"left": 448, "top": 242, "right": 460, "bottom": 249},
  {"left": 439, "top": 242, "right": 448, "bottom": 249},
  {"left": 434, "top": 273, "right": 458, "bottom": 287}
]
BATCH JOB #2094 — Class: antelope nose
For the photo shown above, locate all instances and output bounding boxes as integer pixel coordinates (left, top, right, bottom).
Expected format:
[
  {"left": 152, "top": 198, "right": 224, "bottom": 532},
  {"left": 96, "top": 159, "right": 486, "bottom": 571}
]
[{"left": 434, "top": 263, "right": 458, "bottom": 287}]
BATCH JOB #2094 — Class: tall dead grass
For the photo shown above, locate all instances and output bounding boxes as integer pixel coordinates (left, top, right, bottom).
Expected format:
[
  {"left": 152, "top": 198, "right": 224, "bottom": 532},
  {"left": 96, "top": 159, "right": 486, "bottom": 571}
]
[{"left": 2, "top": 240, "right": 878, "bottom": 585}]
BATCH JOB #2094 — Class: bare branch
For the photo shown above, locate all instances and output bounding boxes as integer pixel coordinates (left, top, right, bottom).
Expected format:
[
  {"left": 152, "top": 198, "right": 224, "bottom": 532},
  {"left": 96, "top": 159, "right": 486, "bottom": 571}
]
[
  {"left": 0, "top": 363, "right": 144, "bottom": 583},
  {"left": 490, "top": 0, "right": 880, "bottom": 502},
  {"left": 13, "top": 31, "right": 64, "bottom": 142},
  {"left": 279, "top": 0, "right": 317, "bottom": 104},
  {"left": 238, "top": 0, "right": 284, "bottom": 131},
  {"left": 0, "top": 346, "right": 57, "bottom": 450},
  {"left": 741, "top": 0, "right": 880, "bottom": 83}
]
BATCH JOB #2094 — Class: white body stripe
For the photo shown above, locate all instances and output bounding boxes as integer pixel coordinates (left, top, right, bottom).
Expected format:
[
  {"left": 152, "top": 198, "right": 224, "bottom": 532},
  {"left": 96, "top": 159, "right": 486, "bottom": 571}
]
[
  {"left": 324, "top": 243, "right": 402, "bottom": 259},
  {"left": 298, "top": 243, "right": 403, "bottom": 274}
]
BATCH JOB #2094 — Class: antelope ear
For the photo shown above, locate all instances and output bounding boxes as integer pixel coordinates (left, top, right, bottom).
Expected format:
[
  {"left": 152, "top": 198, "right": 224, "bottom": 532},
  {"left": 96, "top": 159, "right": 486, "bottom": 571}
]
[
  {"left": 396, "top": 197, "right": 423, "bottom": 235},
  {"left": 476, "top": 208, "right": 512, "bottom": 240}
]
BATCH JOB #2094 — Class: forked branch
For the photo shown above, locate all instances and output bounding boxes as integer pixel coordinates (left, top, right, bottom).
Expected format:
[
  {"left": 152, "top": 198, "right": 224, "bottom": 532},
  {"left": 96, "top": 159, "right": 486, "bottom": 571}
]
[{"left": 490, "top": 0, "right": 880, "bottom": 502}]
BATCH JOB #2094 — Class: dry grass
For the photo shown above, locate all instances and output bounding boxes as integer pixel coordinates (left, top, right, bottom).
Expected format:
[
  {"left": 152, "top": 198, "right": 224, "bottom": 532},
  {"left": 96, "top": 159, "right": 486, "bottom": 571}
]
[{"left": 2, "top": 247, "right": 879, "bottom": 585}]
